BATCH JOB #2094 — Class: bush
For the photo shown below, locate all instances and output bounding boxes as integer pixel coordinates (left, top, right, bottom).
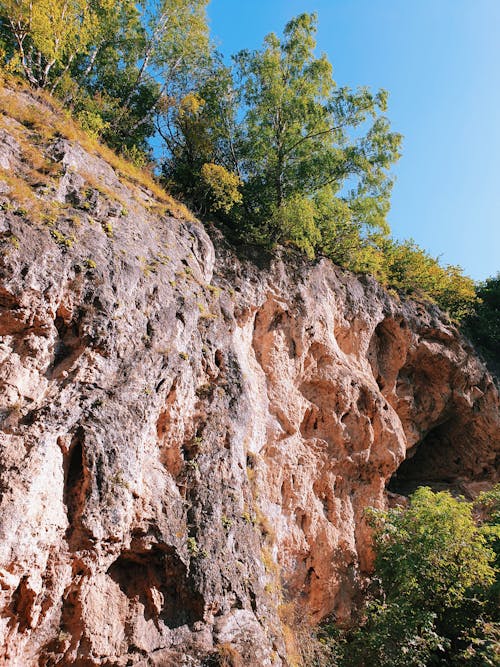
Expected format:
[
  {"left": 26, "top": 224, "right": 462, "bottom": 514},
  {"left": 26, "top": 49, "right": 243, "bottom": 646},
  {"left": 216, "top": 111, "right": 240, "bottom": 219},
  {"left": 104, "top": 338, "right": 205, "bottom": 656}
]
[
  {"left": 317, "top": 487, "right": 499, "bottom": 667},
  {"left": 272, "top": 194, "right": 320, "bottom": 259},
  {"left": 199, "top": 163, "right": 242, "bottom": 214},
  {"left": 383, "top": 239, "right": 477, "bottom": 320},
  {"left": 463, "top": 273, "right": 500, "bottom": 370},
  {"left": 75, "top": 109, "right": 109, "bottom": 140}
]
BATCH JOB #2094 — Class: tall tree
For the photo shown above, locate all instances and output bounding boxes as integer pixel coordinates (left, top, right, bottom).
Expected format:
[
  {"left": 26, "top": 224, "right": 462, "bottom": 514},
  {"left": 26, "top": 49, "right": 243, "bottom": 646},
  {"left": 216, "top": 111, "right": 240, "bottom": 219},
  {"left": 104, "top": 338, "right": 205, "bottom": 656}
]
[
  {"left": 0, "top": 0, "right": 212, "bottom": 152},
  {"left": 0, "top": 0, "right": 97, "bottom": 89},
  {"left": 68, "top": 0, "right": 154, "bottom": 150},
  {"left": 114, "top": 0, "right": 211, "bottom": 141},
  {"left": 160, "top": 57, "right": 242, "bottom": 213},
  {"left": 233, "top": 13, "right": 402, "bottom": 254}
]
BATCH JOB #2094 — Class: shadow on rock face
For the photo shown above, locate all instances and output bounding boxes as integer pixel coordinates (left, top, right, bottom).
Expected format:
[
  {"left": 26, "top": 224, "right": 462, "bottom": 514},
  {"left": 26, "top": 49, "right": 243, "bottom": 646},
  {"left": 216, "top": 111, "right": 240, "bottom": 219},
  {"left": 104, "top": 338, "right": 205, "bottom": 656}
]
[
  {"left": 387, "top": 415, "right": 497, "bottom": 498},
  {"left": 107, "top": 546, "right": 204, "bottom": 629}
]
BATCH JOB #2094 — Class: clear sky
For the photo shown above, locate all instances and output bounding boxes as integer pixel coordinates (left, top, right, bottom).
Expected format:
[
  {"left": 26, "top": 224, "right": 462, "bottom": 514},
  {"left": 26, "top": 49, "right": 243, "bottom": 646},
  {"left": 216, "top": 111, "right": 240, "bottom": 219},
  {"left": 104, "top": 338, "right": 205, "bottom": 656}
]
[{"left": 207, "top": 0, "right": 500, "bottom": 281}]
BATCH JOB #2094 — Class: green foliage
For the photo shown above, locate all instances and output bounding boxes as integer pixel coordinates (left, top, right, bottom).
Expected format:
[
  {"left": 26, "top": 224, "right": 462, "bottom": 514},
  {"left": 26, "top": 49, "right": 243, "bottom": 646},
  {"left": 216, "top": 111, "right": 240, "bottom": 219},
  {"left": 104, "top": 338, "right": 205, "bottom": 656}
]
[
  {"left": 0, "top": 0, "right": 211, "bottom": 152},
  {"left": 120, "top": 145, "right": 149, "bottom": 169},
  {"left": 0, "top": 0, "right": 97, "bottom": 87},
  {"left": 199, "top": 162, "right": 242, "bottom": 214},
  {"left": 382, "top": 239, "right": 477, "bottom": 320},
  {"left": 7, "top": 234, "right": 20, "bottom": 249},
  {"left": 160, "top": 62, "right": 241, "bottom": 209},
  {"left": 323, "top": 487, "right": 499, "bottom": 667},
  {"left": 463, "top": 273, "right": 500, "bottom": 369},
  {"left": 75, "top": 108, "right": 109, "bottom": 140},
  {"left": 0, "top": 4, "right": 479, "bottom": 322},
  {"left": 234, "top": 13, "right": 401, "bottom": 248},
  {"left": 475, "top": 485, "right": 500, "bottom": 603},
  {"left": 270, "top": 194, "right": 320, "bottom": 259},
  {"left": 163, "top": 13, "right": 401, "bottom": 253},
  {"left": 186, "top": 536, "right": 197, "bottom": 553},
  {"left": 370, "top": 488, "right": 494, "bottom": 610},
  {"left": 342, "top": 602, "right": 444, "bottom": 667}
]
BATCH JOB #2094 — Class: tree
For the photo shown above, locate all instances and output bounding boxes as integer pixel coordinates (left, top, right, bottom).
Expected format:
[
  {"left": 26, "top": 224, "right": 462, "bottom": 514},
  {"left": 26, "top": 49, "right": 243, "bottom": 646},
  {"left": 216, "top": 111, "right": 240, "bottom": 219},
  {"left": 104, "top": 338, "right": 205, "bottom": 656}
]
[
  {"left": 163, "top": 13, "right": 401, "bottom": 251},
  {"left": 0, "top": 0, "right": 212, "bottom": 153},
  {"left": 463, "top": 273, "right": 500, "bottom": 371},
  {"left": 68, "top": 0, "right": 155, "bottom": 151},
  {"left": 73, "top": 0, "right": 211, "bottom": 153},
  {"left": 0, "top": 0, "right": 97, "bottom": 89},
  {"left": 371, "top": 488, "right": 494, "bottom": 610},
  {"left": 340, "top": 488, "right": 497, "bottom": 667},
  {"left": 115, "top": 0, "right": 211, "bottom": 142},
  {"left": 0, "top": 0, "right": 152, "bottom": 149},
  {"left": 160, "top": 58, "right": 243, "bottom": 215},
  {"left": 232, "top": 13, "right": 401, "bottom": 250}
]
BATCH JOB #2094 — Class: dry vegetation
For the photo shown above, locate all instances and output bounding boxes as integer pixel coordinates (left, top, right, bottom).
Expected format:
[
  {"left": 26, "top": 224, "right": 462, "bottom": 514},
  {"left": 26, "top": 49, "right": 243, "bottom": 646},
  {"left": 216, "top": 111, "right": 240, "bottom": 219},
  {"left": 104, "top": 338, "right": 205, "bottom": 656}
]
[{"left": 0, "top": 74, "right": 196, "bottom": 224}]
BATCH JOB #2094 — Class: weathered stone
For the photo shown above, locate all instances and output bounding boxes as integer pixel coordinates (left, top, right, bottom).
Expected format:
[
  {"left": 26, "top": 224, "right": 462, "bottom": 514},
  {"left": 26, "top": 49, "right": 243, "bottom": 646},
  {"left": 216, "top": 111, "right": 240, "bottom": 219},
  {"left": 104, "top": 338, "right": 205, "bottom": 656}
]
[{"left": 0, "top": 85, "right": 498, "bottom": 666}]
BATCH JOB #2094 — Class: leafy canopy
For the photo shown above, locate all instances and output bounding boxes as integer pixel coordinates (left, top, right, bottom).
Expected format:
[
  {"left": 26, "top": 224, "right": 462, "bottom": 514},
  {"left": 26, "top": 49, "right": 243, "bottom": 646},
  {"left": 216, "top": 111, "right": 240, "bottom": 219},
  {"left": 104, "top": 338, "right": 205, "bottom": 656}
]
[
  {"left": 464, "top": 273, "right": 500, "bottom": 372},
  {"left": 381, "top": 238, "right": 478, "bottom": 320},
  {"left": 161, "top": 13, "right": 476, "bottom": 321},
  {"left": 0, "top": 6, "right": 481, "bottom": 322},
  {"left": 0, "top": 0, "right": 211, "bottom": 152},
  {"left": 370, "top": 487, "right": 494, "bottom": 609},
  {"left": 229, "top": 13, "right": 402, "bottom": 253},
  {"left": 336, "top": 487, "right": 498, "bottom": 667}
]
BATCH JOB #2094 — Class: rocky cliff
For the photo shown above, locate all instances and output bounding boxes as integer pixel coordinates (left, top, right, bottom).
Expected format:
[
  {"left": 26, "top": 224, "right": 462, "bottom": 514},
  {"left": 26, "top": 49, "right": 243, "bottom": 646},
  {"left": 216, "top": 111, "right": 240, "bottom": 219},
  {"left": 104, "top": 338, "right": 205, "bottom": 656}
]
[{"left": 0, "top": 84, "right": 498, "bottom": 667}]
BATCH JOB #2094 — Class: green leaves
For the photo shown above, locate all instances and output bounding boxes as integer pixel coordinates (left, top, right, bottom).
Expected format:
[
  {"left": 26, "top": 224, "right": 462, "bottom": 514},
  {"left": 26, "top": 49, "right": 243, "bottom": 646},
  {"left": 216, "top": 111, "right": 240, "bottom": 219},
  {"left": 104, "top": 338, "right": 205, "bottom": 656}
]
[
  {"left": 0, "top": 0, "right": 212, "bottom": 152},
  {"left": 371, "top": 488, "right": 495, "bottom": 609},
  {"left": 1, "top": 0, "right": 98, "bottom": 87},
  {"left": 270, "top": 194, "right": 320, "bottom": 259},
  {"left": 231, "top": 13, "right": 401, "bottom": 255},
  {"left": 157, "top": 12, "right": 402, "bottom": 250},
  {"left": 463, "top": 273, "right": 500, "bottom": 370},
  {"left": 339, "top": 487, "right": 499, "bottom": 666},
  {"left": 381, "top": 238, "right": 478, "bottom": 320},
  {"left": 199, "top": 163, "right": 242, "bottom": 214}
]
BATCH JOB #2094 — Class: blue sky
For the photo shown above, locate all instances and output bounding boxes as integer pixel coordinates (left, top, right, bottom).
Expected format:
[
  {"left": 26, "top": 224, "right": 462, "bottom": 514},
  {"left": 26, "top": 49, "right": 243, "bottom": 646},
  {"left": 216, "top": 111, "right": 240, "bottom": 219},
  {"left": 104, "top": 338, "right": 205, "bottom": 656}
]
[{"left": 207, "top": 0, "right": 500, "bottom": 281}]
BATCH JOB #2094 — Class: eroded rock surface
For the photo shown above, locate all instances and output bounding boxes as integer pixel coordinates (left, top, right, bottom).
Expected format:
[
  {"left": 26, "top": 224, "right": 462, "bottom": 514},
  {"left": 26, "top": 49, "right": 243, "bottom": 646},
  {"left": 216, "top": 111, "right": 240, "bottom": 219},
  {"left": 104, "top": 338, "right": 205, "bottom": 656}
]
[{"left": 0, "top": 85, "right": 498, "bottom": 666}]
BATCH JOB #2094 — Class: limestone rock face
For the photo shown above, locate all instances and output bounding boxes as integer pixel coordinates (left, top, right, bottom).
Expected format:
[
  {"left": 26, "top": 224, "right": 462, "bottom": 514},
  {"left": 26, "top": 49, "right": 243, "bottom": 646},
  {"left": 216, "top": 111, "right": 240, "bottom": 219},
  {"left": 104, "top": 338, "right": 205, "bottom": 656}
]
[{"left": 0, "top": 85, "right": 498, "bottom": 666}]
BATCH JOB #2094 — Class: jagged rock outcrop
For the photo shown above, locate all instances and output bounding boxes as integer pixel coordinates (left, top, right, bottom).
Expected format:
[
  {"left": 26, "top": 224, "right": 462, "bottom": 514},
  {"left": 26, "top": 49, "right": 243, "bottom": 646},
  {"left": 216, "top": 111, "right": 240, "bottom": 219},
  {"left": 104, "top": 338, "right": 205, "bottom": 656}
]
[{"left": 0, "top": 84, "right": 498, "bottom": 666}]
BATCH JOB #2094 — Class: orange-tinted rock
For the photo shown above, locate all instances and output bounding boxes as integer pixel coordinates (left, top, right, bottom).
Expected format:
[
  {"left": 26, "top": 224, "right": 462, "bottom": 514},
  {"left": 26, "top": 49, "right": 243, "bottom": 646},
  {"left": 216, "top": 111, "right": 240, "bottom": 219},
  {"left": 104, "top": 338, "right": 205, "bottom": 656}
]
[{"left": 0, "top": 85, "right": 498, "bottom": 665}]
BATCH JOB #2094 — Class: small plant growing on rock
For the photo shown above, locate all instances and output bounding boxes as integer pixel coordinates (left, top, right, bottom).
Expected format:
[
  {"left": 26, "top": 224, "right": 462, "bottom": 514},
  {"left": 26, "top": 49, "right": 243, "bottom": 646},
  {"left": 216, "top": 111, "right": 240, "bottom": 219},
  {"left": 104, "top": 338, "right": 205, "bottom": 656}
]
[
  {"left": 197, "top": 302, "right": 217, "bottom": 319},
  {"left": 50, "top": 229, "right": 74, "bottom": 248},
  {"left": 221, "top": 515, "right": 233, "bottom": 530},
  {"left": 187, "top": 537, "right": 198, "bottom": 555},
  {"left": 241, "top": 511, "right": 254, "bottom": 525},
  {"left": 187, "top": 536, "right": 208, "bottom": 559}
]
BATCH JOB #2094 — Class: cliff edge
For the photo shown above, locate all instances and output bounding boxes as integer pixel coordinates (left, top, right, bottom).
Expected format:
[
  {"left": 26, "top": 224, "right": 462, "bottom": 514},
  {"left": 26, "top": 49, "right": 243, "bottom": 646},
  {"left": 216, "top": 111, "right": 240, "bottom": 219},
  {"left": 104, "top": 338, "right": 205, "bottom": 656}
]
[{"left": 0, "top": 84, "right": 498, "bottom": 666}]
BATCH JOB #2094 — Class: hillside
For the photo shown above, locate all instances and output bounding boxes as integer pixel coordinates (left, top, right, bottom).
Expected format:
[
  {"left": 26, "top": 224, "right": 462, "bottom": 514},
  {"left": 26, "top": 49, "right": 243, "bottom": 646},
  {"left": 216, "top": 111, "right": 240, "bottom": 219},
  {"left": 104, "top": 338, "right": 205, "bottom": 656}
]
[{"left": 0, "top": 84, "right": 498, "bottom": 666}]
